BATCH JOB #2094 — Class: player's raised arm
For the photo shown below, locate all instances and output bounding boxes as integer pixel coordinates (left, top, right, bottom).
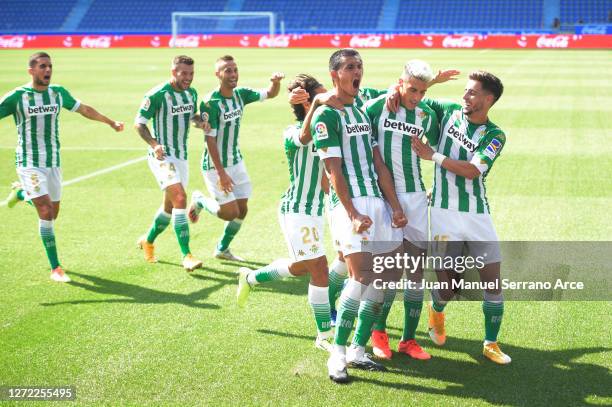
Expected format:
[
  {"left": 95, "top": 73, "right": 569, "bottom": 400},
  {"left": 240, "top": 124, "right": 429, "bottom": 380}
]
[
  {"left": 265, "top": 72, "right": 285, "bottom": 99},
  {"left": 76, "top": 104, "right": 123, "bottom": 131}
]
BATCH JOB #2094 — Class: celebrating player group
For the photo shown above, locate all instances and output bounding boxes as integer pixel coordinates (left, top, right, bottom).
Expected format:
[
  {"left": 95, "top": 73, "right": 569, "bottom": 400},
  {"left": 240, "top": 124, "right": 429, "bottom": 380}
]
[{"left": 1, "top": 48, "right": 508, "bottom": 383}]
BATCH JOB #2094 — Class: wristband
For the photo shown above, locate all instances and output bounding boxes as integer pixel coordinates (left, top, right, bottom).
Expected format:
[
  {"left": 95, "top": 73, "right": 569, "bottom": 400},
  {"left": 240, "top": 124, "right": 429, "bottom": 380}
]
[{"left": 432, "top": 152, "right": 446, "bottom": 166}]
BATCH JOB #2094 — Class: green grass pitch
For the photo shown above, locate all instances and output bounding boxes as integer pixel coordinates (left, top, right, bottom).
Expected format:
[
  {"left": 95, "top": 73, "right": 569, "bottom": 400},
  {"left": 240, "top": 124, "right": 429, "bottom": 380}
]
[{"left": 0, "top": 48, "right": 610, "bottom": 406}]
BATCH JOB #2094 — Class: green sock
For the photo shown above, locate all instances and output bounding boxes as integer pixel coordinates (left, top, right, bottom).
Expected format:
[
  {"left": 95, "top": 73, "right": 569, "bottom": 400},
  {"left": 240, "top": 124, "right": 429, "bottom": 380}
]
[
  {"left": 39, "top": 219, "right": 59, "bottom": 269},
  {"left": 217, "top": 219, "right": 243, "bottom": 252},
  {"left": 146, "top": 208, "right": 171, "bottom": 243},
  {"left": 431, "top": 288, "right": 447, "bottom": 312},
  {"left": 352, "top": 299, "right": 382, "bottom": 347},
  {"left": 328, "top": 258, "right": 348, "bottom": 311},
  {"left": 352, "top": 283, "right": 383, "bottom": 347},
  {"left": 308, "top": 284, "right": 332, "bottom": 334},
  {"left": 372, "top": 289, "right": 396, "bottom": 331},
  {"left": 402, "top": 289, "right": 424, "bottom": 341},
  {"left": 247, "top": 259, "right": 291, "bottom": 285},
  {"left": 483, "top": 300, "right": 504, "bottom": 342},
  {"left": 334, "top": 279, "right": 362, "bottom": 346},
  {"left": 172, "top": 208, "right": 190, "bottom": 256},
  {"left": 17, "top": 190, "right": 25, "bottom": 201}
]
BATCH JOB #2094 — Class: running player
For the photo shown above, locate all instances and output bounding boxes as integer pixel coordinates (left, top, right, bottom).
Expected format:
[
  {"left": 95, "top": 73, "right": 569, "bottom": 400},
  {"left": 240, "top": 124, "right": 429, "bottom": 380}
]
[
  {"left": 135, "top": 55, "right": 204, "bottom": 272},
  {"left": 0, "top": 52, "right": 124, "bottom": 282},
  {"left": 189, "top": 55, "right": 284, "bottom": 261}
]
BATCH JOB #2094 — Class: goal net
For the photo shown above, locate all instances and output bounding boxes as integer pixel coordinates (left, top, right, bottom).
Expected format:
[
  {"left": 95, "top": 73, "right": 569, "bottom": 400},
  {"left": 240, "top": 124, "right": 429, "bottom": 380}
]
[{"left": 171, "top": 12, "right": 276, "bottom": 45}]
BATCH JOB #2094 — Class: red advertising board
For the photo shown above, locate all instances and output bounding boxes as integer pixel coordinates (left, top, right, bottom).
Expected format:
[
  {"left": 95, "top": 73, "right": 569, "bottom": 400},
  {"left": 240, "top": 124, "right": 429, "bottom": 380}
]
[{"left": 0, "top": 34, "right": 610, "bottom": 49}]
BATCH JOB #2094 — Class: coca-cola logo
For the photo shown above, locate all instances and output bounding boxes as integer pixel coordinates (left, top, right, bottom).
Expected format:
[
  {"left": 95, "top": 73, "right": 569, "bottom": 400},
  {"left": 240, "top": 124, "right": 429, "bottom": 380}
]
[
  {"left": 81, "top": 36, "right": 111, "bottom": 48},
  {"left": 0, "top": 36, "right": 25, "bottom": 48},
  {"left": 442, "top": 36, "right": 475, "bottom": 48},
  {"left": 536, "top": 35, "right": 569, "bottom": 48},
  {"left": 169, "top": 35, "right": 200, "bottom": 48},
  {"left": 258, "top": 35, "right": 290, "bottom": 48},
  {"left": 349, "top": 35, "right": 382, "bottom": 48}
]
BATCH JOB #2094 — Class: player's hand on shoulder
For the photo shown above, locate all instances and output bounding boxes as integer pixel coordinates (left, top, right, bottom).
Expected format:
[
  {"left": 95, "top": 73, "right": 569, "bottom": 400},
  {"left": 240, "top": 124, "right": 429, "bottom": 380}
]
[
  {"left": 391, "top": 209, "right": 408, "bottom": 228},
  {"left": 385, "top": 84, "right": 401, "bottom": 113},
  {"left": 314, "top": 91, "right": 344, "bottom": 111},
  {"left": 111, "top": 121, "right": 124, "bottom": 132},
  {"left": 270, "top": 72, "right": 285, "bottom": 84}
]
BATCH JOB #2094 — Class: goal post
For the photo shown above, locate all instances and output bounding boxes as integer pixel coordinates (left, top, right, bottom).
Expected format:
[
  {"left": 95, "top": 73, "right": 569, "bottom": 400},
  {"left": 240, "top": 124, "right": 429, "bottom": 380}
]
[{"left": 171, "top": 12, "right": 277, "bottom": 45}]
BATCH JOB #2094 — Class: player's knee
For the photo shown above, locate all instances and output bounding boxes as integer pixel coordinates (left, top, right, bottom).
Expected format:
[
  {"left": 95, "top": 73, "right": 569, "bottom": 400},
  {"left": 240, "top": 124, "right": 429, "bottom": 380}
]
[
  {"left": 173, "top": 193, "right": 187, "bottom": 208},
  {"left": 218, "top": 205, "right": 239, "bottom": 221},
  {"left": 238, "top": 206, "right": 248, "bottom": 219},
  {"left": 37, "top": 204, "right": 54, "bottom": 220}
]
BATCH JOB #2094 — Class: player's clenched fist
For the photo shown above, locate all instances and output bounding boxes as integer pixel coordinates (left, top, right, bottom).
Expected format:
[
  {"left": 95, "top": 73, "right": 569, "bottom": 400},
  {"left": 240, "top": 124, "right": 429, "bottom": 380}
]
[{"left": 270, "top": 72, "right": 285, "bottom": 83}]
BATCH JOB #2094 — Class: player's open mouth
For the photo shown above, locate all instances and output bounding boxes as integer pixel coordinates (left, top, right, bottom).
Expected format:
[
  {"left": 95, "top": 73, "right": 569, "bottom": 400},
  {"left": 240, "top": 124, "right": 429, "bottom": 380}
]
[
  {"left": 43, "top": 75, "right": 50, "bottom": 80},
  {"left": 353, "top": 79, "right": 360, "bottom": 90}
]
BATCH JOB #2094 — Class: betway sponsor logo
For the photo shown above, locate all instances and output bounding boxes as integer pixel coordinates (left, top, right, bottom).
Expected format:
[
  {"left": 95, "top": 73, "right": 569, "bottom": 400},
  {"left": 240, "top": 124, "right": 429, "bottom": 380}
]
[
  {"left": 382, "top": 118, "right": 424, "bottom": 137},
  {"left": 171, "top": 104, "right": 194, "bottom": 115},
  {"left": 169, "top": 36, "right": 200, "bottom": 48},
  {"left": 442, "top": 35, "right": 475, "bottom": 48},
  {"left": 344, "top": 123, "right": 371, "bottom": 136},
  {"left": 223, "top": 108, "right": 242, "bottom": 121},
  {"left": 28, "top": 104, "right": 59, "bottom": 116},
  {"left": 349, "top": 35, "right": 382, "bottom": 48},
  {"left": 446, "top": 125, "right": 477, "bottom": 152},
  {"left": 258, "top": 35, "right": 290, "bottom": 48},
  {"left": 0, "top": 36, "right": 25, "bottom": 48},
  {"left": 536, "top": 35, "right": 569, "bottom": 48}
]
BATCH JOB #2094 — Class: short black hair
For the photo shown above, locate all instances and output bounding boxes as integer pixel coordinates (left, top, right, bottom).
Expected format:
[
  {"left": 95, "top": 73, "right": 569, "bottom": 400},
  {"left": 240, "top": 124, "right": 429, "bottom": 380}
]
[
  {"left": 328, "top": 48, "right": 361, "bottom": 71},
  {"left": 469, "top": 70, "right": 504, "bottom": 104},
  {"left": 287, "top": 74, "right": 323, "bottom": 122},
  {"left": 173, "top": 55, "right": 194, "bottom": 66},
  {"left": 29, "top": 52, "right": 50, "bottom": 67}
]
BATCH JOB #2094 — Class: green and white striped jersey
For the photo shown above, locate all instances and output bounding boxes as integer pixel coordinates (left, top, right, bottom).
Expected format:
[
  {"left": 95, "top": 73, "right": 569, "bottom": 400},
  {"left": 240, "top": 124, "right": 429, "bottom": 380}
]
[
  {"left": 0, "top": 84, "right": 80, "bottom": 168},
  {"left": 136, "top": 82, "right": 198, "bottom": 160},
  {"left": 280, "top": 123, "right": 325, "bottom": 217},
  {"left": 366, "top": 95, "right": 438, "bottom": 193},
  {"left": 425, "top": 98, "right": 506, "bottom": 214},
  {"left": 200, "top": 87, "right": 266, "bottom": 170},
  {"left": 355, "top": 87, "right": 386, "bottom": 109},
  {"left": 312, "top": 104, "right": 381, "bottom": 207}
]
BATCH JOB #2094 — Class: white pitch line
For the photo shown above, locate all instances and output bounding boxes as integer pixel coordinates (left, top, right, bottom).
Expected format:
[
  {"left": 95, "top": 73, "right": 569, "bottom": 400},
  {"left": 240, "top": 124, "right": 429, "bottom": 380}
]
[
  {"left": 0, "top": 156, "right": 146, "bottom": 207},
  {"left": 0, "top": 146, "right": 143, "bottom": 151}
]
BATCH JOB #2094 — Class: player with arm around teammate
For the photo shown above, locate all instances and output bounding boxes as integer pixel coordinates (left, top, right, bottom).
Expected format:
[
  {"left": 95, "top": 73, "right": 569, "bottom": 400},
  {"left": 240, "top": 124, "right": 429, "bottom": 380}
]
[{"left": 412, "top": 71, "right": 511, "bottom": 365}]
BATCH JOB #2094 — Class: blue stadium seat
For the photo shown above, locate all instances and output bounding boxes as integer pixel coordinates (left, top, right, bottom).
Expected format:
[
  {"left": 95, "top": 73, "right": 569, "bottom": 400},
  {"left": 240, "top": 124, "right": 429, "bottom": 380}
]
[{"left": 560, "top": 0, "right": 612, "bottom": 24}]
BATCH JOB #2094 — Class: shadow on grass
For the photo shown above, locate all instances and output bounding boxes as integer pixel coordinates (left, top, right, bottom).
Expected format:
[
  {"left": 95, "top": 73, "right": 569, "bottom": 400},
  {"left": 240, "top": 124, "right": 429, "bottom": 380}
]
[
  {"left": 258, "top": 329, "right": 611, "bottom": 405},
  {"left": 40, "top": 271, "right": 234, "bottom": 309}
]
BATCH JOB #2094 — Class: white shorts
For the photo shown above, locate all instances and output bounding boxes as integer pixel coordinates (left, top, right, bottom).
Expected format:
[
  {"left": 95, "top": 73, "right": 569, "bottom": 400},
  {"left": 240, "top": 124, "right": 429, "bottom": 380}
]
[
  {"left": 397, "top": 192, "right": 429, "bottom": 249},
  {"left": 147, "top": 155, "right": 189, "bottom": 190},
  {"left": 330, "top": 196, "right": 402, "bottom": 256},
  {"left": 203, "top": 161, "right": 252, "bottom": 205},
  {"left": 278, "top": 210, "right": 326, "bottom": 262},
  {"left": 17, "top": 167, "right": 62, "bottom": 201},
  {"left": 430, "top": 207, "right": 501, "bottom": 266},
  {"left": 325, "top": 198, "right": 342, "bottom": 253}
]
